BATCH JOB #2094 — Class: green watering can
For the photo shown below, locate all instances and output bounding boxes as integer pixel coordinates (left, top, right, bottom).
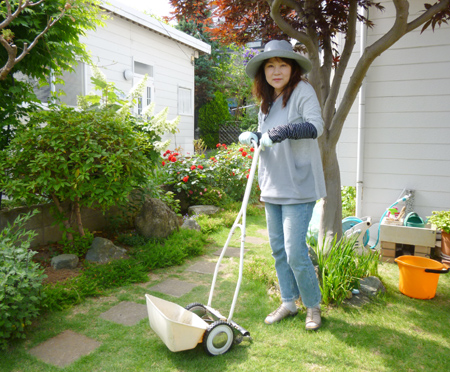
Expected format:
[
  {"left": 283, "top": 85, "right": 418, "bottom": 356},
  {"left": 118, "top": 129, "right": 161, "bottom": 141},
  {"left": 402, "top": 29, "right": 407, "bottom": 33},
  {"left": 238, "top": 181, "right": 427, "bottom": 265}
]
[{"left": 404, "top": 212, "right": 428, "bottom": 228}]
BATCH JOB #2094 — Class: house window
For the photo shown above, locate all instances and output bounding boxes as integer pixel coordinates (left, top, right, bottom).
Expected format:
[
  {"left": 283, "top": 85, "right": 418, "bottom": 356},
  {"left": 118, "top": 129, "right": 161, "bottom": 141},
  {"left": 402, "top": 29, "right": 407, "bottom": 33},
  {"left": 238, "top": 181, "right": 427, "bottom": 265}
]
[
  {"left": 134, "top": 61, "right": 153, "bottom": 77},
  {"left": 178, "top": 87, "right": 192, "bottom": 115},
  {"left": 28, "top": 63, "right": 84, "bottom": 106},
  {"left": 137, "top": 82, "right": 154, "bottom": 116},
  {"left": 133, "top": 61, "right": 154, "bottom": 116}
]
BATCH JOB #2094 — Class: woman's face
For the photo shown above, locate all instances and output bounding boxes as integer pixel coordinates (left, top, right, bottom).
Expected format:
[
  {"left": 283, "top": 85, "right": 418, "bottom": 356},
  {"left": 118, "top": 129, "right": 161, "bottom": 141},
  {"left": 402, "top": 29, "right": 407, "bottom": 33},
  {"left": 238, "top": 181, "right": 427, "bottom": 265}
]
[{"left": 264, "top": 57, "right": 292, "bottom": 96}]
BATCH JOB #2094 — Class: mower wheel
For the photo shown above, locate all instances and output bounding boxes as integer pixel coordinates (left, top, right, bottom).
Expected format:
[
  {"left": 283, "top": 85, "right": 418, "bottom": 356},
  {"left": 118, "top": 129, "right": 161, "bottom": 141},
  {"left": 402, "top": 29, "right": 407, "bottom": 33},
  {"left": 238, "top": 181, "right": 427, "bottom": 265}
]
[{"left": 203, "top": 320, "right": 234, "bottom": 356}]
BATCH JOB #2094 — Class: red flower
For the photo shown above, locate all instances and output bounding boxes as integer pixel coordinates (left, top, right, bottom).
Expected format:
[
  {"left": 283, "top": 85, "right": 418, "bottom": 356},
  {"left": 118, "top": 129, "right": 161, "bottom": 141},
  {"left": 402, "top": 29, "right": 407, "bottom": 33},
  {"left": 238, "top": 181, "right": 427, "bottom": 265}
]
[
  {"left": 198, "top": 165, "right": 204, "bottom": 170},
  {"left": 190, "top": 165, "right": 196, "bottom": 170},
  {"left": 161, "top": 161, "right": 166, "bottom": 166},
  {"left": 246, "top": 174, "right": 249, "bottom": 179},
  {"left": 242, "top": 151, "right": 247, "bottom": 157},
  {"left": 183, "top": 176, "right": 189, "bottom": 182},
  {"left": 250, "top": 148, "right": 254, "bottom": 152},
  {"left": 171, "top": 157, "right": 177, "bottom": 162},
  {"left": 216, "top": 143, "right": 221, "bottom": 148},
  {"left": 248, "top": 155, "right": 253, "bottom": 159},
  {"left": 239, "top": 148, "right": 243, "bottom": 152},
  {"left": 189, "top": 190, "right": 194, "bottom": 194}
]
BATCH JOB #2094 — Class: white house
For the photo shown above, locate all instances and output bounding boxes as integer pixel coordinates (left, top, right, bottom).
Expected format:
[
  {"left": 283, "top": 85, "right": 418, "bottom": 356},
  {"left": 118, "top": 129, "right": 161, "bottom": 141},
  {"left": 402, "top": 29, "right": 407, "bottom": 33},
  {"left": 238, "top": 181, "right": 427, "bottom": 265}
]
[
  {"left": 337, "top": 0, "right": 450, "bottom": 223},
  {"left": 50, "top": 0, "right": 211, "bottom": 155}
]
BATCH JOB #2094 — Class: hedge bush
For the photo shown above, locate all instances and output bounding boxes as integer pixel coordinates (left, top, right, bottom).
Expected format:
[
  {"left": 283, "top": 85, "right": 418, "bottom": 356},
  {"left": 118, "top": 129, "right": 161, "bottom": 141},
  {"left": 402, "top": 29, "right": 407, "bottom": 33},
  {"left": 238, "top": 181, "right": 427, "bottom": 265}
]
[
  {"left": 198, "top": 91, "right": 232, "bottom": 148},
  {"left": 0, "top": 211, "right": 46, "bottom": 350}
]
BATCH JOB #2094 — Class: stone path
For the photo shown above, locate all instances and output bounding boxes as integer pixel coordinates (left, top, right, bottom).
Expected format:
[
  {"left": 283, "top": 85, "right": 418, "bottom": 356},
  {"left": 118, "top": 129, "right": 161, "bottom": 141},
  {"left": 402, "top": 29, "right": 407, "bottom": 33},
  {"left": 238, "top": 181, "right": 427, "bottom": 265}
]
[{"left": 27, "top": 230, "right": 269, "bottom": 367}]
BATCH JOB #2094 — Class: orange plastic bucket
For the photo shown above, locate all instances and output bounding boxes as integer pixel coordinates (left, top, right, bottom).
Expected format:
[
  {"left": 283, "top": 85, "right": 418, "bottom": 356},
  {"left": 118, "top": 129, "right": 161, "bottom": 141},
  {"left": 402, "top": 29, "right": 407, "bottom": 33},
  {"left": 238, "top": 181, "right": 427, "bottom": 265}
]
[{"left": 395, "top": 255, "right": 449, "bottom": 299}]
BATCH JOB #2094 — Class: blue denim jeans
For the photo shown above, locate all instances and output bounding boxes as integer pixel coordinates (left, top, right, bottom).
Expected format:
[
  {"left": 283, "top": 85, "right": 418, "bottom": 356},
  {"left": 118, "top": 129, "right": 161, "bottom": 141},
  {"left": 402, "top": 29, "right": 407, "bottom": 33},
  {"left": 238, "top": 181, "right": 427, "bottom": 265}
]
[{"left": 265, "top": 202, "right": 321, "bottom": 308}]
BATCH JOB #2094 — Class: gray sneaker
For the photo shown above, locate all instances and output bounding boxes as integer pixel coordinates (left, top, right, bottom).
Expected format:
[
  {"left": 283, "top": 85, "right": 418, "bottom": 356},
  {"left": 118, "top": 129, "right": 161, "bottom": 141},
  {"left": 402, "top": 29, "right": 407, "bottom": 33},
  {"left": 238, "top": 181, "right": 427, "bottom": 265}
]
[
  {"left": 265, "top": 304, "right": 298, "bottom": 324},
  {"left": 305, "top": 307, "right": 321, "bottom": 331}
]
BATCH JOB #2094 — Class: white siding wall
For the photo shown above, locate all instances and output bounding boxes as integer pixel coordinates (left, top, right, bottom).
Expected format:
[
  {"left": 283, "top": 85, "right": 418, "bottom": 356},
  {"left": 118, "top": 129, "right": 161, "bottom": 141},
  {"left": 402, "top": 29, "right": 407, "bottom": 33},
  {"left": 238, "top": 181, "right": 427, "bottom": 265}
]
[
  {"left": 80, "top": 15, "right": 197, "bottom": 154},
  {"left": 337, "top": 0, "right": 450, "bottom": 220}
]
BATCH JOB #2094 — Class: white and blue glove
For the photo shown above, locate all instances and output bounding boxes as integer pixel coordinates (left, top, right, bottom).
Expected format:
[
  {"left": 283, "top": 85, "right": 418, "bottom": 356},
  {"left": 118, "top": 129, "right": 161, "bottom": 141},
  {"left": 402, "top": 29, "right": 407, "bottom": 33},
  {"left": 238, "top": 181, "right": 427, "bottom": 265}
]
[
  {"left": 260, "top": 132, "right": 273, "bottom": 151},
  {"left": 238, "top": 131, "right": 258, "bottom": 146}
]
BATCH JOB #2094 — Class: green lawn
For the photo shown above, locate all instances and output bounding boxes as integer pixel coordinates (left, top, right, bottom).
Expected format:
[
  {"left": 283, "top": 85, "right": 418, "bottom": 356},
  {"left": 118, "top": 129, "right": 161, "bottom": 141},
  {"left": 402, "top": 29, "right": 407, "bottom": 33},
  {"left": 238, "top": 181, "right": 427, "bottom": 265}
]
[{"left": 2, "top": 213, "right": 450, "bottom": 372}]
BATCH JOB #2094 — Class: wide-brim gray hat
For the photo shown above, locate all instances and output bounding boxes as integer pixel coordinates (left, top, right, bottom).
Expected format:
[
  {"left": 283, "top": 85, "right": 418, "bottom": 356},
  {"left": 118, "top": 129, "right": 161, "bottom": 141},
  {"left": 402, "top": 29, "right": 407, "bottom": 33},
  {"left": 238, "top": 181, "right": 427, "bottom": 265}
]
[{"left": 245, "top": 40, "right": 312, "bottom": 79}]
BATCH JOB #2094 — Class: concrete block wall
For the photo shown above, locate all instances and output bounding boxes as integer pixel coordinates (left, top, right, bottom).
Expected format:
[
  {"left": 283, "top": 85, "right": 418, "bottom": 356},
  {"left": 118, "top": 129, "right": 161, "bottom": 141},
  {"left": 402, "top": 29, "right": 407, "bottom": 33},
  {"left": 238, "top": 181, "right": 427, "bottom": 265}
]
[{"left": 0, "top": 203, "right": 130, "bottom": 248}]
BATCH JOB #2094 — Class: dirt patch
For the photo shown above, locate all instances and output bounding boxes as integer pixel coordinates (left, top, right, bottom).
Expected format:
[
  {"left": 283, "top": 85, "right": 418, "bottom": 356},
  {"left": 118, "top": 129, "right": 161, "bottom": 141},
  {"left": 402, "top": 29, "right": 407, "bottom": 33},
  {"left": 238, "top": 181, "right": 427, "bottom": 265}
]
[
  {"left": 42, "top": 267, "right": 82, "bottom": 285},
  {"left": 32, "top": 231, "right": 133, "bottom": 285},
  {"left": 31, "top": 243, "right": 83, "bottom": 285}
]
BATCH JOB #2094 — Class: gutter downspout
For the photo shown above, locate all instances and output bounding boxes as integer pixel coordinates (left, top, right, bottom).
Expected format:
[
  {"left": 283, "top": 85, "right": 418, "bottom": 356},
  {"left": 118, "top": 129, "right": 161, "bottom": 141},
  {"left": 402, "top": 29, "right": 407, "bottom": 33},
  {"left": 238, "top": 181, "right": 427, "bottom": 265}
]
[{"left": 356, "top": 7, "right": 368, "bottom": 218}]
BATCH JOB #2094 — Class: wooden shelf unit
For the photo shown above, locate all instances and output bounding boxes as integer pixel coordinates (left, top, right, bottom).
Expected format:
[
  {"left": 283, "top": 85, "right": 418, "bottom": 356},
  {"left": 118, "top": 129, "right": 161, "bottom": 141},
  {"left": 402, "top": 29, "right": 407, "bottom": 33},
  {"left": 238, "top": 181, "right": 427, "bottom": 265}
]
[{"left": 379, "top": 218, "right": 436, "bottom": 262}]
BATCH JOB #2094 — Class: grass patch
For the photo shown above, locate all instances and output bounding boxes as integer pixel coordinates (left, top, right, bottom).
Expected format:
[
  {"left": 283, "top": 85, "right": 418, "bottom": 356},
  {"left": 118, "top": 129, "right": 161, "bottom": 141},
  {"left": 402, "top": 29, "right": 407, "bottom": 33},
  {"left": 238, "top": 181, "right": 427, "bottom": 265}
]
[{"left": 3, "top": 209, "right": 450, "bottom": 371}]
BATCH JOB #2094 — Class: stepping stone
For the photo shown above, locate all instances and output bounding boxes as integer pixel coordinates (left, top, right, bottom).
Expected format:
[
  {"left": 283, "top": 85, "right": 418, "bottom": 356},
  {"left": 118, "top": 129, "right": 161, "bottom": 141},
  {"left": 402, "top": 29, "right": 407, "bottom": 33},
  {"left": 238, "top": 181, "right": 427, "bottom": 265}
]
[
  {"left": 148, "top": 279, "right": 197, "bottom": 298},
  {"left": 186, "top": 261, "right": 222, "bottom": 274},
  {"left": 99, "top": 301, "right": 147, "bottom": 326},
  {"left": 213, "top": 247, "right": 248, "bottom": 257},
  {"left": 257, "top": 229, "right": 269, "bottom": 237},
  {"left": 28, "top": 330, "right": 101, "bottom": 368},
  {"left": 245, "top": 236, "right": 268, "bottom": 245}
]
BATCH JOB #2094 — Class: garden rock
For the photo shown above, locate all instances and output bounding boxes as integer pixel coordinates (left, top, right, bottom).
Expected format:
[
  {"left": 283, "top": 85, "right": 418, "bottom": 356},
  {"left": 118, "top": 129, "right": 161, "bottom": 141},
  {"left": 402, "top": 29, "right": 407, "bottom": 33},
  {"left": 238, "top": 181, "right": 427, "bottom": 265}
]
[
  {"left": 359, "top": 276, "right": 386, "bottom": 296},
  {"left": 135, "top": 196, "right": 179, "bottom": 239},
  {"left": 85, "top": 237, "right": 127, "bottom": 264},
  {"left": 188, "top": 205, "right": 220, "bottom": 216},
  {"left": 51, "top": 254, "right": 79, "bottom": 270},
  {"left": 344, "top": 276, "right": 386, "bottom": 308},
  {"left": 181, "top": 217, "right": 201, "bottom": 231}
]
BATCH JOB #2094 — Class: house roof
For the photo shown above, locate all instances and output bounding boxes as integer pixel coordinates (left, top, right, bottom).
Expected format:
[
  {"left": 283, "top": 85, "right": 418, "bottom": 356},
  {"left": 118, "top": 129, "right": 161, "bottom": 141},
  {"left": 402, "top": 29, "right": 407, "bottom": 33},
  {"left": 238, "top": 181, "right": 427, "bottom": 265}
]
[{"left": 101, "top": 0, "right": 211, "bottom": 55}]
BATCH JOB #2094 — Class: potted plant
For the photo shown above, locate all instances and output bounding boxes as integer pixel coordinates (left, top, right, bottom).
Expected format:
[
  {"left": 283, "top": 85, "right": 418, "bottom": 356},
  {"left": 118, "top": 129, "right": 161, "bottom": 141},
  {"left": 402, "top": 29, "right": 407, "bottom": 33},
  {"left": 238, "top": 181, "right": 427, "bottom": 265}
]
[{"left": 427, "top": 210, "right": 450, "bottom": 256}]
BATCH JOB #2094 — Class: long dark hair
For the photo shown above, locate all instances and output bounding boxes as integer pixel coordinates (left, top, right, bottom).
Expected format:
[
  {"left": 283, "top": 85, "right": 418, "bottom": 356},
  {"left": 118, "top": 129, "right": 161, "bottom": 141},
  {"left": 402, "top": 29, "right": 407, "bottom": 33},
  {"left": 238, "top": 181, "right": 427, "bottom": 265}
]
[{"left": 252, "top": 57, "right": 306, "bottom": 115}]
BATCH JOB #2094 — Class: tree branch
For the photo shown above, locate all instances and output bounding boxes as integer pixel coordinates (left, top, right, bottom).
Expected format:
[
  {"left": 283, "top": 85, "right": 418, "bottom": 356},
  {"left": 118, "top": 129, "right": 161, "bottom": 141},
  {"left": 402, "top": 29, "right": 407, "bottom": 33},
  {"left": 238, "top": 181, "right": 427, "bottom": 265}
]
[
  {"left": 51, "top": 193, "right": 73, "bottom": 241},
  {"left": 267, "top": 0, "right": 316, "bottom": 53},
  {"left": 407, "top": 0, "right": 450, "bottom": 32}
]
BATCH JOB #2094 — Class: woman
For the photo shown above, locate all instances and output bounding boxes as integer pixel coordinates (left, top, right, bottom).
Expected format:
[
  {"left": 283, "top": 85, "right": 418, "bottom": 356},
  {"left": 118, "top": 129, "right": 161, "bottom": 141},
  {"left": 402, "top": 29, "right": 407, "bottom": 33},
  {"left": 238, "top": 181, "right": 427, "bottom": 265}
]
[{"left": 239, "top": 40, "right": 326, "bottom": 331}]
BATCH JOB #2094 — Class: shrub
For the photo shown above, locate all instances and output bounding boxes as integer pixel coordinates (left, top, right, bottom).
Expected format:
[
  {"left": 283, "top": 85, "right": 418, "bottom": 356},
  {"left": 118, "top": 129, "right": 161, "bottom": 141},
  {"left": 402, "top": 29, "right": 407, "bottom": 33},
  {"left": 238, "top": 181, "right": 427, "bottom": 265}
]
[
  {"left": 130, "top": 229, "right": 207, "bottom": 270},
  {"left": 157, "top": 143, "right": 259, "bottom": 209},
  {"left": 41, "top": 259, "right": 148, "bottom": 312},
  {"left": 59, "top": 230, "right": 94, "bottom": 258},
  {"left": 342, "top": 186, "right": 356, "bottom": 218},
  {"left": 41, "top": 276, "right": 102, "bottom": 312},
  {"left": 0, "top": 211, "right": 46, "bottom": 350},
  {"left": 198, "top": 91, "right": 232, "bottom": 148},
  {"left": 83, "top": 259, "right": 148, "bottom": 289}
]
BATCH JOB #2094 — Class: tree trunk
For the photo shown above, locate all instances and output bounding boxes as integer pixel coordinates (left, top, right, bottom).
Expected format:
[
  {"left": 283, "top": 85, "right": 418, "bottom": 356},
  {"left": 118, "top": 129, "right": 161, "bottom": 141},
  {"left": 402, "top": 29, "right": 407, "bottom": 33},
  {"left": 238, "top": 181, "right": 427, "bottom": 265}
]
[
  {"left": 318, "top": 139, "right": 343, "bottom": 247},
  {"left": 74, "top": 197, "right": 85, "bottom": 237},
  {"left": 51, "top": 194, "right": 73, "bottom": 241}
]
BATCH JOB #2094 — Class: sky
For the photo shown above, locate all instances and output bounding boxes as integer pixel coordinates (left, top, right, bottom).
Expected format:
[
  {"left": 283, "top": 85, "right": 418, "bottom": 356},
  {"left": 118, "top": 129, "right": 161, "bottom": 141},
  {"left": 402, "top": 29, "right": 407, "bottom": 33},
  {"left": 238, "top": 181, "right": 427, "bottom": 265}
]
[{"left": 116, "top": 0, "right": 173, "bottom": 18}]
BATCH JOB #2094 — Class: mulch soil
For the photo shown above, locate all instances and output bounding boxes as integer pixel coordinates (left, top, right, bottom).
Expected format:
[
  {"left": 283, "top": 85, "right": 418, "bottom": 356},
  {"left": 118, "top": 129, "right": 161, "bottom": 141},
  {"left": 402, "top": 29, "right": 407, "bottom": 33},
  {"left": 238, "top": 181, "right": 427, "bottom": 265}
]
[{"left": 32, "top": 231, "right": 128, "bottom": 285}]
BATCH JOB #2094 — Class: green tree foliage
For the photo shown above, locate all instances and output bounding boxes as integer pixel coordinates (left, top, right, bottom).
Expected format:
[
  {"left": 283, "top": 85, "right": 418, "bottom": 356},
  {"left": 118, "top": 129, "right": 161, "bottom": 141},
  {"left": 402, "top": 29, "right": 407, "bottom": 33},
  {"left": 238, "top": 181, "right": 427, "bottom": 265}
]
[
  {"left": 198, "top": 91, "right": 232, "bottom": 148},
  {"left": 0, "top": 0, "right": 103, "bottom": 80}
]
